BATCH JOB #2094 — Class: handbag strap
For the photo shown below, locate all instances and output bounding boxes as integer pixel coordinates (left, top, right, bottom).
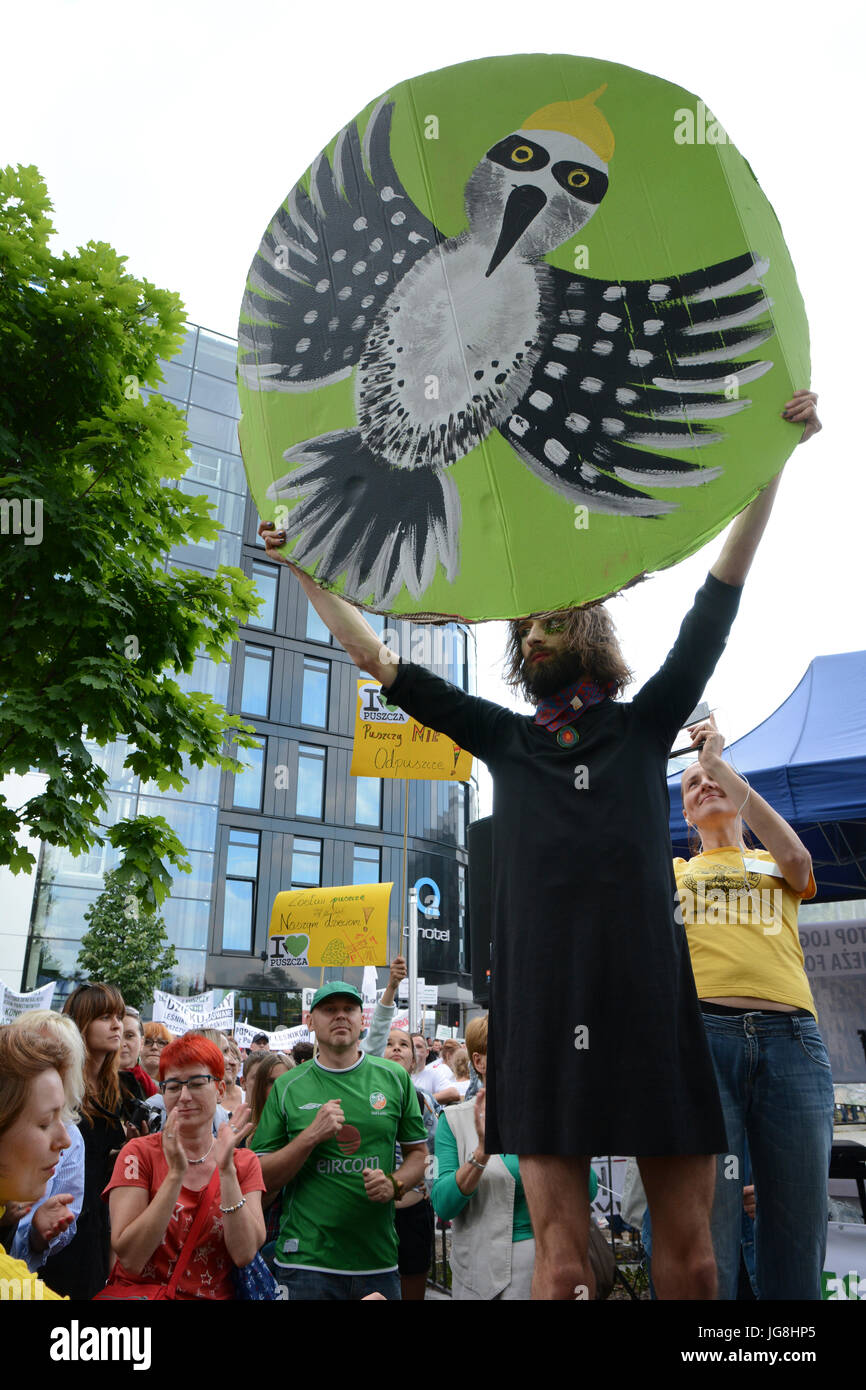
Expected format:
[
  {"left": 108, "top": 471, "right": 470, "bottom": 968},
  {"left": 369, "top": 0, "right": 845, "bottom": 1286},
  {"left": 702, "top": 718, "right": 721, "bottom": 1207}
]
[{"left": 165, "top": 1167, "right": 222, "bottom": 1298}]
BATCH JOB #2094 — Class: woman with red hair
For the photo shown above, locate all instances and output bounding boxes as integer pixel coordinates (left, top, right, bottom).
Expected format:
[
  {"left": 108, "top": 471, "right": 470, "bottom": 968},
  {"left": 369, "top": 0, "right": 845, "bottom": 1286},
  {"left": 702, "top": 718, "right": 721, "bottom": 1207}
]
[{"left": 100, "top": 1036, "right": 266, "bottom": 1299}]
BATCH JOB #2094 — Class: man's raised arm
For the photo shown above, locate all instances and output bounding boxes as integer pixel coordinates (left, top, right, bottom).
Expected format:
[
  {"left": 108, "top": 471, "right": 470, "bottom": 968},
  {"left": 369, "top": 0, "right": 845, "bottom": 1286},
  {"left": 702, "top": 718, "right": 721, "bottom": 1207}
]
[
  {"left": 710, "top": 390, "right": 820, "bottom": 587},
  {"left": 258, "top": 523, "right": 399, "bottom": 687}
]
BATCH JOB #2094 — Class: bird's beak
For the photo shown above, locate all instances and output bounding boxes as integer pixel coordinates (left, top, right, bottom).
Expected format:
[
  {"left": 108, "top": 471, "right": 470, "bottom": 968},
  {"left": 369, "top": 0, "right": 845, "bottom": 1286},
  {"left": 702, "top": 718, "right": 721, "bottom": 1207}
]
[{"left": 486, "top": 184, "right": 547, "bottom": 278}]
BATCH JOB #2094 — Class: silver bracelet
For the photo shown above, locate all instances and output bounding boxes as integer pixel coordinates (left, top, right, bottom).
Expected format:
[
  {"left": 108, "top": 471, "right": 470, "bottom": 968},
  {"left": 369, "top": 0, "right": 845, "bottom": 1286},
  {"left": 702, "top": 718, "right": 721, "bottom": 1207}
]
[
  {"left": 467, "top": 1155, "right": 488, "bottom": 1173},
  {"left": 219, "top": 1197, "right": 246, "bottom": 1213}
]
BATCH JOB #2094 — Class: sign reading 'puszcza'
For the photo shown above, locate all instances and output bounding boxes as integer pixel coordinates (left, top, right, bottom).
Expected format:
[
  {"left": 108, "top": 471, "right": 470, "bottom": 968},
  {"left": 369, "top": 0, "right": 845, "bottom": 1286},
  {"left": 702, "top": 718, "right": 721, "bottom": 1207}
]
[{"left": 350, "top": 679, "right": 472, "bottom": 781}]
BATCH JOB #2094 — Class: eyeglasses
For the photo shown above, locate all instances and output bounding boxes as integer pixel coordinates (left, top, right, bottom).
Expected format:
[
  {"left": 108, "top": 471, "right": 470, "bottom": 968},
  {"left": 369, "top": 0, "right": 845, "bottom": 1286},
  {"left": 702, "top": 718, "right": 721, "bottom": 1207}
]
[
  {"left": 143, "top": 1038, "right": 169, "bottom": 1049},
  {"left": 159, "top": 1075, "right": 215, "bottom": 1095}
]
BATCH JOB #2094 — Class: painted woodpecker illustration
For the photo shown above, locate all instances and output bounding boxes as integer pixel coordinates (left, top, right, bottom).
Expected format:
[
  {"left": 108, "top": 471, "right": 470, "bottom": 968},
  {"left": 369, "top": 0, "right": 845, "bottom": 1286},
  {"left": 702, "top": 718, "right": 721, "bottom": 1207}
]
[{"left": 239, "top": 86, "right": 773, "bottom": 606}]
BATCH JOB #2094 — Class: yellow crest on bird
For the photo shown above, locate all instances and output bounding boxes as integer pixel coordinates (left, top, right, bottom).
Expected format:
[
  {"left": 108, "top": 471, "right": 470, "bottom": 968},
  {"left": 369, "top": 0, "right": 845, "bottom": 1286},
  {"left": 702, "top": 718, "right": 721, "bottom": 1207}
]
[{"left": 521, "top": 84, "right": 615, "bottom": 162}]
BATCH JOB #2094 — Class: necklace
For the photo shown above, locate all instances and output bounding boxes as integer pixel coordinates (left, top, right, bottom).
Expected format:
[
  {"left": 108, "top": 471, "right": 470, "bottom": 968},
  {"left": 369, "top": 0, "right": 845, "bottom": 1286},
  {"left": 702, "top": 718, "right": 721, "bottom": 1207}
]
[{"left": 186, "top": 1134, "right": 215, "bottom": 1165}]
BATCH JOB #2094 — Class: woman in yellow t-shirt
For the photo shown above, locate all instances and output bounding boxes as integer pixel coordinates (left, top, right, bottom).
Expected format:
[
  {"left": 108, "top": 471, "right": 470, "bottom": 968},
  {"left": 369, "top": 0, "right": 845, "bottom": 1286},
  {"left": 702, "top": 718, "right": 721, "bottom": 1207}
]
[
  {"left": 0, "top": 1027, "right": 71, "bottom": 1300},
  {"left": 674, "top": 717, "right": 833, "bottom": 1300}
]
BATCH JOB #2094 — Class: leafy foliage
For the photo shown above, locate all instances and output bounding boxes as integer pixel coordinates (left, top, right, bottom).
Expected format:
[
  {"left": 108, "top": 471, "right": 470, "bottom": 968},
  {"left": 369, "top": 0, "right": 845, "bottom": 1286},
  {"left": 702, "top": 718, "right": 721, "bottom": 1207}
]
[
  {"left": 77, "top": 870, "right": 178, "bottom": 1011},
  {"left": 0, "top": 165, "right": 259, "bottom": 906}
]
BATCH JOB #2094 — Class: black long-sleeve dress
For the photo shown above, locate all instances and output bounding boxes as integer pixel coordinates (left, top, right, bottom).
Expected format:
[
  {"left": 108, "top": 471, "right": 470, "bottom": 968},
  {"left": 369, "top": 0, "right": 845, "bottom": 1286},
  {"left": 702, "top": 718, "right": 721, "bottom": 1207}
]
[{"left": 386, "top": 574, "right": 740, "bottom": 1156}]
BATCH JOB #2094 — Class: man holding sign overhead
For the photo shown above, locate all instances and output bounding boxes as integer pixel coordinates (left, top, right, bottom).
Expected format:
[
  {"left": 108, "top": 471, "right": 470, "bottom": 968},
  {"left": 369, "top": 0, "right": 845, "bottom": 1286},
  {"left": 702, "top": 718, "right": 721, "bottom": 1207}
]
[{"left": 258, "top": 392, "right": 821, "bottom": 1302}]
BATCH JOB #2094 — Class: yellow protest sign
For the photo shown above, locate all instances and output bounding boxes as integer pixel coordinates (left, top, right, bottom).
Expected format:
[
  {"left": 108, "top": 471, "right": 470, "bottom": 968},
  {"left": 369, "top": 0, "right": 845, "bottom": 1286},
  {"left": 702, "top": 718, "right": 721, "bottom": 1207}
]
[
  {"left": 267, "top": 882, "right": 392, "bottom": 968},
  {"left": 350, "top": 679, "right": 473, "bottom": 781}
]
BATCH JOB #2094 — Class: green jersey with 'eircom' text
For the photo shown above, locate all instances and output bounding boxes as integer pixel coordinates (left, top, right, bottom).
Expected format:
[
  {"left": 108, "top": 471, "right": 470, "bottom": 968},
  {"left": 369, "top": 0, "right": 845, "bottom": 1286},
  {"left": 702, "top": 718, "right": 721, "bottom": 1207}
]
[{"left": 251, "top": 1052, "right": 426, "bottom": 1274}]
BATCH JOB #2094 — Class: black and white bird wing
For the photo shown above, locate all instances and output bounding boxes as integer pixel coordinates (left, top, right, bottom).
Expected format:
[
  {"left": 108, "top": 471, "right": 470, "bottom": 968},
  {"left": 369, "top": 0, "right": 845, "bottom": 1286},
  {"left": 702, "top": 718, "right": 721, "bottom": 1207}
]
[
  {"left": 502, "top": 252, "right": 774, "bottom": 515},
  {"left": 239, "top": 97, "right": 443, "bottom": 392}
]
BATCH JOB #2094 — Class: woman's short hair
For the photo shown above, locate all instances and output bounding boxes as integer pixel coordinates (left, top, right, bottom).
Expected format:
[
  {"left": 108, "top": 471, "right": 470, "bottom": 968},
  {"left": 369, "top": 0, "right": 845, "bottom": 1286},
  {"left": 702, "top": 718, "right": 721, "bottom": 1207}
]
[
  {"left": 0, "top": 1027, "right": 71, "bottom": 1139},
  {"left": 123, "top": 1008, "right": 144, "bottom": 1036},
  {"left": 7, "top": 1011, "right": 85, "bottom": 1123},
  {"left": 143, "top": 1020, "right": 172, "bottom": 1046},
  {"left": 246, "top": 1052, "right": 290, "bottom": 1131},
  {"left": 185, "top": 1028, "right": 228, "bottom": 1050},
  {"left": 223, "top": 1036, "right": 242, "bottom": 1064},
  {"left": 464, "top": 1015, "right": 488, "bottom": 1059},
  {"left": 450, "top": 1047, "right": 471, "bottom": 1081},
  {"left": 160, "top": 1035, "right": 224, "bottom": 1082}
]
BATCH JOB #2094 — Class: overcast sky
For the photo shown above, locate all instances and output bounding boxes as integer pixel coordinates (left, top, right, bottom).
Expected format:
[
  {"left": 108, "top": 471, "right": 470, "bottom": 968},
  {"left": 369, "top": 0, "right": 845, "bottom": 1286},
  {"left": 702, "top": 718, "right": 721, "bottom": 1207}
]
[{"left": 5, "top": 0, "right": 863, "bottom": 816}]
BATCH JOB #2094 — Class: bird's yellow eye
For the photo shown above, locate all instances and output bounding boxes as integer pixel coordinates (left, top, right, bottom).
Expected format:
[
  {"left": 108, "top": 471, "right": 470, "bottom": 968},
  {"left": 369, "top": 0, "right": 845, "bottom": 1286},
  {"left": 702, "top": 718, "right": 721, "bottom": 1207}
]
[
  {"left": 567, "top": 168, "right": 590, "bottom": 189},
  {"left": 511, "top": 145, "right": 535, "bottom": 164}
]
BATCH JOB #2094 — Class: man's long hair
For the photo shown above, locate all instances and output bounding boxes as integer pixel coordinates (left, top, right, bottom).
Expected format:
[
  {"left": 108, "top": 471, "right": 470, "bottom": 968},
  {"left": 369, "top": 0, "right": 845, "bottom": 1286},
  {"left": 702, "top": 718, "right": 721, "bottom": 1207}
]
[{"left": 503, "top": 604, "right": 633, "bottom": 705}]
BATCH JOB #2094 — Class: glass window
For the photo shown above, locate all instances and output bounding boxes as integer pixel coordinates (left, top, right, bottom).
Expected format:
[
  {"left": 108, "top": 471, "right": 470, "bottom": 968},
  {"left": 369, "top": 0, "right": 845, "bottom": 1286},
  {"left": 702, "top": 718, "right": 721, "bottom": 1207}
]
[
  {"left": 241, "top": 645, "right": 272, "bottom": 717},
  {"left": 178, "top": 478, "right": 245, "bottom": 536},
  {"left": 138, "top": 798, "right": 217, "bottom": 853},
  {"left": 233, "top": 738, "right": 265, "bottom": 810},
  {"left": 305, "top": 600, "right": 333, "bottom": 645},
  {"left": 174, "top": 653, "right": 230, "bottom": 705},
  {"left": 366, "top": 613, "right": 385, "bottom": 637},
  {"left": 456, "top": 783, "right": 466, "bottom": 848},
  {"left": 186, "top": 445, "right": 245, "bottom": 495},
  {"left": 25, "top": 939, "right": 86, "bottom": 991},
  {"left": 223, "top": 828, "right": 259, "bottom": 953},
  {"left": 84, "top": 739, "right": 139, "bottom": 795},
  {"left": 453, "top": 627, "right": 467, "bottom": 686},
  {"left": 140, "top": 756, "right": 220, "bottom": 805},
  {"left": 352, "top": 844, "right": 380, "bottom": 885},
  {"left": 194, "top": 332, "right": 237, "bottom": 381},
  {"left": 301, "top": 658, "right": 329, "bottom": 726},
  {"left": 162, "top": 898, "right": 210, "bottom": 951},
  {"left": 153, "top": 360, "right": 191, "bottom": 405},
  {"left": 31, "top": 885, "right": 96, "bottom": 942},
  {"left": 165, "top": 949, "right": 207, "bottom": 994},
  {"left": 174, "top": 328, "right": 197, "bottom": 367},
  {"left": 172, "top": 530, "right": 243, "bottom": 573},
  {"left": 291, "top": 837, "right": 321, "bottom": 886},
  {"left": 354, "top": 775, "right": 381, "bottom": 827},
  {"left": 223, "top": 880, "right": 254, "bottom": 952},
  {"left": 185, "top": 405, "right": 239, "bottom": 455},
  {"left": 189, "top": 371, "right": 240, "bottom": 419},
  {"left": 297, "top": 744, "right": 325, "bottom": 818},
  {"left": 226, "top": 828, "right": 259, "bottom": 878},
  {"left": 166, "top": 850, "right": 214, "bottom": 900},
  {"left": 249, "top": 564, "right": 278, "bottom": 630}
]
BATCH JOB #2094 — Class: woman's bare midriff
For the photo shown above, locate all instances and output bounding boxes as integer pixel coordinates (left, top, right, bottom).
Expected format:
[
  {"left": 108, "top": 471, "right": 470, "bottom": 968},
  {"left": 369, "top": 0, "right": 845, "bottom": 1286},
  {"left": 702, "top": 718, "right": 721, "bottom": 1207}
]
[{"left": 702, "top": 996, "right": 798, "bottom": 1012}]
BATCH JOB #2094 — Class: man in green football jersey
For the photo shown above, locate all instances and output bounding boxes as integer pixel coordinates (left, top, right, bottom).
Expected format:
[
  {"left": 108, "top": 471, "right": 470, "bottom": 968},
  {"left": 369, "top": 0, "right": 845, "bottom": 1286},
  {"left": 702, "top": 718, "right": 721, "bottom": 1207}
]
[{"left": 251, "top": 981, "right": 428, "bottom": 1300}]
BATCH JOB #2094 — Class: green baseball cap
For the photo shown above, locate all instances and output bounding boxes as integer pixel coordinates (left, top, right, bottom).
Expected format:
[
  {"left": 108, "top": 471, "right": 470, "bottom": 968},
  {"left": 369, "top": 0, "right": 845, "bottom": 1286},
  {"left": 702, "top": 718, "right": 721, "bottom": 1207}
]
[{"left": 310, "top": 981, "right": 364, "bottom": 1011}]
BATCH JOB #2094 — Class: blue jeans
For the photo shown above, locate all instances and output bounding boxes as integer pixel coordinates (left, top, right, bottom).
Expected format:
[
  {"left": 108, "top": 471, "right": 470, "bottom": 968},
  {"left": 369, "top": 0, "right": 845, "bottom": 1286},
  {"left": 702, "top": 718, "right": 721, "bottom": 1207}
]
[
  {"left": 703, "top": 1011, "right": 833, "bottom": 1300},
  {"left": 275, "top": 1266, "right": 401, "bottom": 1301}
]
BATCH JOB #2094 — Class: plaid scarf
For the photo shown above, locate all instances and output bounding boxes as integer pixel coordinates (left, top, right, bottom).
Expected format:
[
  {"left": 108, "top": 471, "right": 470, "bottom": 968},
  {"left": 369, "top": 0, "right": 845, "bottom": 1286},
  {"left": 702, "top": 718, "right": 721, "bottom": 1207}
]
[{"left": 533, "top": 677, "right": 615, "bottom": 733}]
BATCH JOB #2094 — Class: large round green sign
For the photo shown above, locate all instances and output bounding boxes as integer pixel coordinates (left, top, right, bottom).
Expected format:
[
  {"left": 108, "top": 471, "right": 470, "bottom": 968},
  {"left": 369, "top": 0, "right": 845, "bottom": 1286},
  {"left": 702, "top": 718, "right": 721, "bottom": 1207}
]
[{"left": 238, "top": 53, "right": 808, "bottom": 620}]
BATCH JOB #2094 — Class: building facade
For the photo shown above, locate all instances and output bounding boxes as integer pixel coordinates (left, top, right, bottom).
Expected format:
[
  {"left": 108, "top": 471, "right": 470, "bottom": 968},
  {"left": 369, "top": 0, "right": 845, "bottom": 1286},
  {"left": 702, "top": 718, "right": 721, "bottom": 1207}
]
[{"left": 20, "top": 325, "right": 478, "bottom": 1030}]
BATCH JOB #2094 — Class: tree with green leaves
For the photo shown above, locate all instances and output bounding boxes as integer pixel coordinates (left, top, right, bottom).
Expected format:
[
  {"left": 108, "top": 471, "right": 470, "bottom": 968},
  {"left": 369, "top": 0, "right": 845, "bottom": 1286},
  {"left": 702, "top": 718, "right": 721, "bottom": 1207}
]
[
  {"left": 0, "top": 164, "right": 258, "bottom": 906},
  {"left": 77, "top": 871, "right": 178, "bottom": 1012}
]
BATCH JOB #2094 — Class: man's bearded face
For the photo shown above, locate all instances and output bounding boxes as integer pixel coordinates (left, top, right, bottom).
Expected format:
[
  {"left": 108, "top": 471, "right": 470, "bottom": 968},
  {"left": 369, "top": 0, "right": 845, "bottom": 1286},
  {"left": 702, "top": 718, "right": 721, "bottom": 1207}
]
[{"left": 518, "top": 617, "right": 585, "bottom": 700}]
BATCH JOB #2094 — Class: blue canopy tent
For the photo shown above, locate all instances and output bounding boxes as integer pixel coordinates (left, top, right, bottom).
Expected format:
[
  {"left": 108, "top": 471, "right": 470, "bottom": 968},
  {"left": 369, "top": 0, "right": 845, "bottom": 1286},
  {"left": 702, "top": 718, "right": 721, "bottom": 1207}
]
[{"left": 668, "top": 652, "right": 866, "bottom": 903}]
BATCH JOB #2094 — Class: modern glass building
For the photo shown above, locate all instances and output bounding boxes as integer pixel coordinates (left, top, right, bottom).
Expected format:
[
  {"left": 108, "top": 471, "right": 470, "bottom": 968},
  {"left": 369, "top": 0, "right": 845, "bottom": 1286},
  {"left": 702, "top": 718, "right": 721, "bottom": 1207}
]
[{"left": 21, "top": 325, "right": 479, "bottom": 1030}]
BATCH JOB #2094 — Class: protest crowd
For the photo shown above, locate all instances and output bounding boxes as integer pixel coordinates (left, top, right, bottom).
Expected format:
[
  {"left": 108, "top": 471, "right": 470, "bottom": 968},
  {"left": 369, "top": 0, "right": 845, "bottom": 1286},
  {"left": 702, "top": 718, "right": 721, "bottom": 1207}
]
[{"left": 0, "top": 391, "right": 846, "bottom": 1304}]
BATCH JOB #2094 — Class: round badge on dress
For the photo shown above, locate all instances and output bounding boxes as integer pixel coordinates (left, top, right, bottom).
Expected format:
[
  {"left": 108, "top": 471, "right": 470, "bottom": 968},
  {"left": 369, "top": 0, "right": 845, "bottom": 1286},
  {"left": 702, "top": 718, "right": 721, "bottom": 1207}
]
[{"left": 557, "top": 727, "right": 579, "bottom": 747}]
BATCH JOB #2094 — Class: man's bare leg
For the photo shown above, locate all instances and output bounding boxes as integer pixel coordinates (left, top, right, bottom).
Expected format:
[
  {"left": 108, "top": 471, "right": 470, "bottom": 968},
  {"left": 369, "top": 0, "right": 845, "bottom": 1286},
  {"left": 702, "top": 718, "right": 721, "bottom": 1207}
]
[
  {"left": 519, "top": 1155, "right": 595, "bottom": 1300},
  {"left": 638, "top": 1154, "right": 717, "bottom": 1299}
]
